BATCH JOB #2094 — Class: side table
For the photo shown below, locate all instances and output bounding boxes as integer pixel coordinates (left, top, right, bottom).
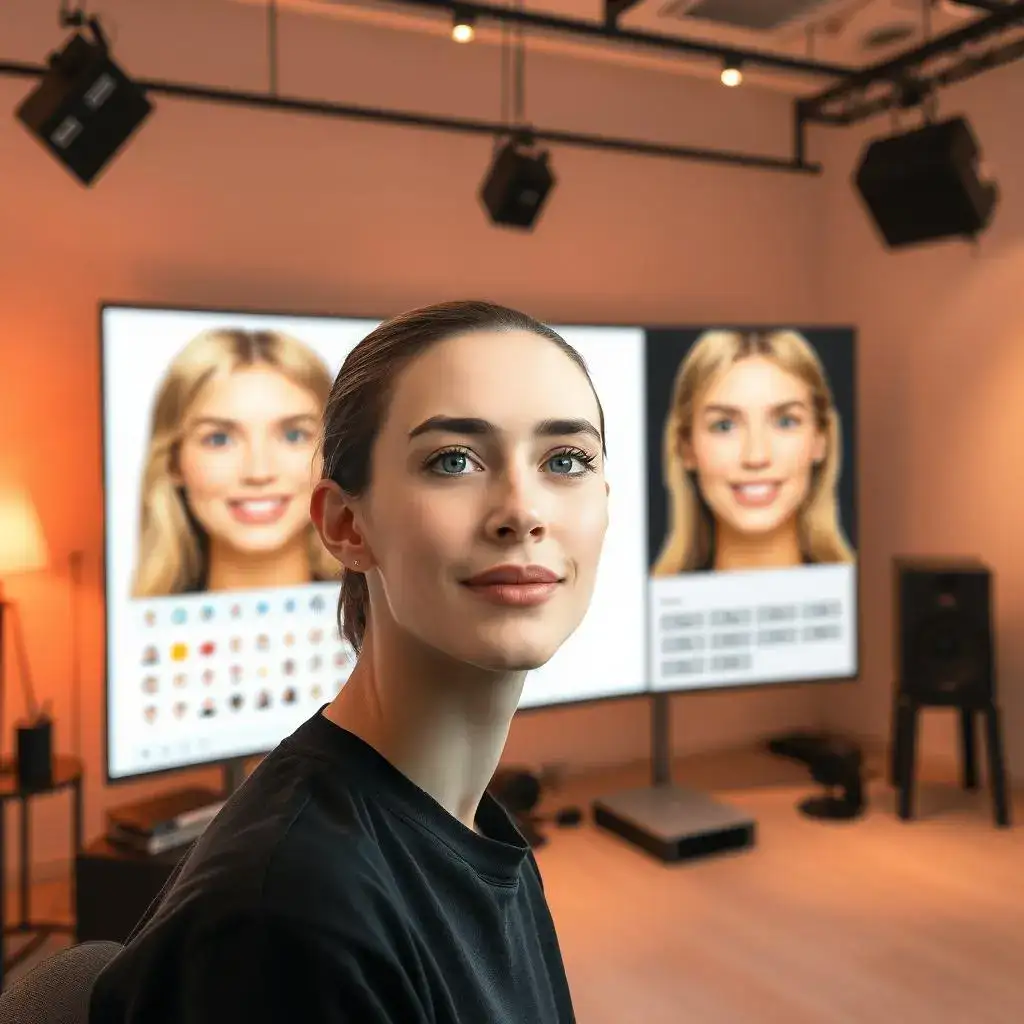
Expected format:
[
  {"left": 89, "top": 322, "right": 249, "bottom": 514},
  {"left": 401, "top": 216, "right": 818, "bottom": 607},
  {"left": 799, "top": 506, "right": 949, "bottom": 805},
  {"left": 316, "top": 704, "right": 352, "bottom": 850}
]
[{"left": 0, "top": 755, "right": 84, "bottom": 991}]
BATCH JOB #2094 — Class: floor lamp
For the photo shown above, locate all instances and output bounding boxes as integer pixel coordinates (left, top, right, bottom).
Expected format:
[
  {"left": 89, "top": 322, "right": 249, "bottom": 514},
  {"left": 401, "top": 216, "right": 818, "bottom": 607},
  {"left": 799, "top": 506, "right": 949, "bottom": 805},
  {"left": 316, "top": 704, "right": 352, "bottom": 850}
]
[{"left": 0, "top": 487, "right": 50, "bottom": 768}]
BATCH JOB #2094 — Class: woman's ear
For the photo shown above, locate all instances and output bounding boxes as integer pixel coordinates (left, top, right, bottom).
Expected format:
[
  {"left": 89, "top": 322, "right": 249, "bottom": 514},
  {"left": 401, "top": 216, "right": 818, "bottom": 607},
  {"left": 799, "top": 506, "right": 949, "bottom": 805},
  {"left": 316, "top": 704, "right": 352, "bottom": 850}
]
[{"left": 310, "top": 480, "right": 375, "bottom": 571}]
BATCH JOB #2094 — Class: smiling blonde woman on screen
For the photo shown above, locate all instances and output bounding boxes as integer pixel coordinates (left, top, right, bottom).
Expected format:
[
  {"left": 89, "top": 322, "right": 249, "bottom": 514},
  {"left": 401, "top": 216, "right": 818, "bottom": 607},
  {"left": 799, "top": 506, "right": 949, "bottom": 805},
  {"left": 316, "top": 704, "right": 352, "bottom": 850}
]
[
  {"left": 131, "top": 327, "right": 337, "bottom": 596},
  {"left": 90, "top": 301, "right": 607, "bottom": 1024},
  {"left": 653, "top": 328, "right": 853, "bottom": 575}
]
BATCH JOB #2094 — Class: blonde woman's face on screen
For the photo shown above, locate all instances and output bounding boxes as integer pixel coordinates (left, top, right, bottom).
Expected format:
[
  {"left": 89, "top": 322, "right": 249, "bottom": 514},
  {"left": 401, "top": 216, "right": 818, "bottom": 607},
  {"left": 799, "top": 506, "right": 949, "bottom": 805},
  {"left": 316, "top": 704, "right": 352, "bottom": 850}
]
[
  {"left": 356, "top": 330, "right": 609, "bottom": 673},
  {"left": 683, "top": 355, "right": 826, "bottom": 537},
  {"left": 176, "top": 366, "right": 322, "bottom": 556}
]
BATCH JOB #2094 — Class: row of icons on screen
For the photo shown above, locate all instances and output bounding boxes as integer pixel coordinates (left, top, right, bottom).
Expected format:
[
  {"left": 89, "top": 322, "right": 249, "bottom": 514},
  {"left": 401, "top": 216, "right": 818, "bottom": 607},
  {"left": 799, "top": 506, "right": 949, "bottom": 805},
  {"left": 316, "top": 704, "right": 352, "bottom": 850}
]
[
  {"left": 141, "top": 594, "right": 334, "bottom": 627},
  {"left": 141, "top": 680, "right": 344, "bottom": 723},
  {"left": 141, "top": 636, "right": 351, "bottom": 666},
  {"left": 140, "top": 651, "right": 352, "bottom": 691}
]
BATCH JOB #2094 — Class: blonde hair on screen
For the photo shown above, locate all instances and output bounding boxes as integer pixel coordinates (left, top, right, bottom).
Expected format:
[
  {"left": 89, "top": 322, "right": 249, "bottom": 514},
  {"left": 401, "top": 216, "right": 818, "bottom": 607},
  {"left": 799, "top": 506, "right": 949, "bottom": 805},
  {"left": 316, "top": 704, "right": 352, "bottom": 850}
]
[
  {"left": 652, "top": 329, "right": 854, "bottom": 576},
  {"left": 132, "top": 328, "right": 337, "bottom": 597}
]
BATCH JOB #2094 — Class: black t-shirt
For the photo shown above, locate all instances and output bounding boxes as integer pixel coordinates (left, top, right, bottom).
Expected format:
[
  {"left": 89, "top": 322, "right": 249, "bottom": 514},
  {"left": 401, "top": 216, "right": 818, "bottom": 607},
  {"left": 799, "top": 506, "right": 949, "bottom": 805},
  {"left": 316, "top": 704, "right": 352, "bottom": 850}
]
[{"left": 89, "top": 708, "right": 576, "bottom": 1024}]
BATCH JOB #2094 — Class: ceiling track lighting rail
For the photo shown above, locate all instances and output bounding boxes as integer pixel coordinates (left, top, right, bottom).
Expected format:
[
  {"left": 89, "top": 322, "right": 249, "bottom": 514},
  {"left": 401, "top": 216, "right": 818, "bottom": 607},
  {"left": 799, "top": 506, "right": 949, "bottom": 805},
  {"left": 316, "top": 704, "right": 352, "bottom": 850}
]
[
  {"left": 815, "top": 34, "right": 1024, "bottom": 125},
  {"left": 799, "top": 0, "right": 1024, "bottom": 122},
  {"left": 0, "top": 59, "right": 819, "bottom": 175},
  {"left": 375, "top": 0, "right": 856, "bottom": 79}
]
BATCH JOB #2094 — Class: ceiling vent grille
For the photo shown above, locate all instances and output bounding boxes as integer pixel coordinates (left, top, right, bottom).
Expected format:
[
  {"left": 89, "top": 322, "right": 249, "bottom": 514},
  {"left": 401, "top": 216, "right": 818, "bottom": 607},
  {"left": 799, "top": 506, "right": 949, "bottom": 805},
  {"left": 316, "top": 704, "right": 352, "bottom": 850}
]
[{"left": 658, "top": 0, "right": 839, "bottom": 33}]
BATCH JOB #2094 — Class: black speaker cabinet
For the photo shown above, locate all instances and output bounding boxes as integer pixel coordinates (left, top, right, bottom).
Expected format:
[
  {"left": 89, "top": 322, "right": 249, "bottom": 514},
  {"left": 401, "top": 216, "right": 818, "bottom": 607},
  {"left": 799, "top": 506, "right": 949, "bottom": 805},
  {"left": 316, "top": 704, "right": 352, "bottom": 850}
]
[
  {"left": 854, "top": 117, "right": 998, "bottom": 249},
  {"left": 893, "top": 557, "right": 994, "bottom": 705}
]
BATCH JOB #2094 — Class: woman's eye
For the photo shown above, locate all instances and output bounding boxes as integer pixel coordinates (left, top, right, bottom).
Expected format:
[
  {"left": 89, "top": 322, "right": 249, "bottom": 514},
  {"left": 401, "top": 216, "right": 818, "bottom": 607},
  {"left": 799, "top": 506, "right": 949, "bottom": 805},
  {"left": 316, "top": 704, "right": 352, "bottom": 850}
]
[
  {"left": 431, "top": 450, "right": 476, "bottom": 476},
  {"left": 777, "top": 414, "right": 800, "bottom": 429},
  {"left": 708, "top": 419, "right": 733, "bottom": 434},
  {"left": 202, "top": 431, "right": 231, "bottom": 448},
  {"left": 283, "top": 427, "right": 310, "bottom": 444},
  {"left": 546, "top": 452, "right": 594, "bottom": 476}
]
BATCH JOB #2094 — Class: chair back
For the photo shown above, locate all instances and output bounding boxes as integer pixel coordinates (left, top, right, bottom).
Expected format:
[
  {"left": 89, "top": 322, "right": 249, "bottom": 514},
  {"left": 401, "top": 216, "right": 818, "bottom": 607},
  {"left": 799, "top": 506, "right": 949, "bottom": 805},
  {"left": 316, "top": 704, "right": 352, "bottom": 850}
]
[{"left": 0, "top": 941, "right": 123, "bottom": 1024}]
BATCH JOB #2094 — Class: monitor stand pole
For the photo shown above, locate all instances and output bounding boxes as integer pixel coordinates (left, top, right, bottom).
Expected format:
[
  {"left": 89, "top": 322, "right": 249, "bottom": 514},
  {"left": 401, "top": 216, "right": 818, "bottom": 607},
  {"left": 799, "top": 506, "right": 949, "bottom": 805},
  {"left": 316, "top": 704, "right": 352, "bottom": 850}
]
[
  {"left": 590, "top": 693, "right": 757, "bottom": 863},
  {"left": 222, "top": 757, "right": 249, "bottom": 798}
]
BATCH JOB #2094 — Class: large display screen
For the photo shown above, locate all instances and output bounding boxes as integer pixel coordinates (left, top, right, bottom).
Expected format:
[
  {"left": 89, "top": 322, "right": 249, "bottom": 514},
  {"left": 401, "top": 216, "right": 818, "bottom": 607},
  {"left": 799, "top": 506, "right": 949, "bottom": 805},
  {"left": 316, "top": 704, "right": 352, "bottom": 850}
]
[
  {"left": 101, "top": 306, "right": 857, "bottom": 783},
  {"left": 644, "top": 328, "right": 857, "bottom": 692},
  {"left": 100, "top": 306, "right": 650, "bottom": 781}
]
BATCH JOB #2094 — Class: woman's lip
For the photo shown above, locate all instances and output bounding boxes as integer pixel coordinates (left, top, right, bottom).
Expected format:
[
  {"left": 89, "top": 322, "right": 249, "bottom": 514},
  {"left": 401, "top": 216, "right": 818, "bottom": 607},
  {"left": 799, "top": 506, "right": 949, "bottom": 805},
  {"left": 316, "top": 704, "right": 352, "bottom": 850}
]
[
  {"left": 463, "top": 564, "right": 562, "bottom": 586},
  {"left": 227, "top": 497, "right": 292, "bottom": 525},
  {"left": 462, "top": 582, "right": 560, "bottom": 607},
  {"left": 729, "top": 482, "right": 782, "bottom": 508}
]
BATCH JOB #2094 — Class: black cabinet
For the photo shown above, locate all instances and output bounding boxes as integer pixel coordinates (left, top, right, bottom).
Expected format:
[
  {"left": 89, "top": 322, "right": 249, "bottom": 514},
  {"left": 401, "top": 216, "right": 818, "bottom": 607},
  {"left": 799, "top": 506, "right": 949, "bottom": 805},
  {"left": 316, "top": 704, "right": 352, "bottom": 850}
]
[{"left": 75, "top": 838, "right": 189, "bottom": 944}]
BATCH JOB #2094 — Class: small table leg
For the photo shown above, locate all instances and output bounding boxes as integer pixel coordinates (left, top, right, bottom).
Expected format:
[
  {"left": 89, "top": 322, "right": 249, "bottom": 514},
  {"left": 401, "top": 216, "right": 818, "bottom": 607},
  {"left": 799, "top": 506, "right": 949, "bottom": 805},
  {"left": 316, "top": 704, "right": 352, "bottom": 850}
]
[
  {"left": 19, "top": 798, "right": 30, "bottom": 929},
  {"left": 0, "top": 800, "right": 5, "bottom": 993}
]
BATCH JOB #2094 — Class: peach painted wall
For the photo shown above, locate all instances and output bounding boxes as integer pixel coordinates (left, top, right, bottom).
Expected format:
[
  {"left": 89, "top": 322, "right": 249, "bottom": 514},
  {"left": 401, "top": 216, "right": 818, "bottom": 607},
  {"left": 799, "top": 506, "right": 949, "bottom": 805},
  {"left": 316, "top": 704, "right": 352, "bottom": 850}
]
[
  {"left": 817, "top": 60, "right": 1024, "bottom": 785},
  {"left": 1, "top": 0, "right": 827, "bottom": 880}
]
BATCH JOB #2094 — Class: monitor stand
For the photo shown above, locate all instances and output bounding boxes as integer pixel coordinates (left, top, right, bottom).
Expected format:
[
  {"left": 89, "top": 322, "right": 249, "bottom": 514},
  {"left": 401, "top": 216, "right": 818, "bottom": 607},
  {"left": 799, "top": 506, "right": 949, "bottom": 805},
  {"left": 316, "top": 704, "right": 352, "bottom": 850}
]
[
  {"left": 222, "top": 757, "right": 250, "bottom": 797},
  {"left": 590, "top": 694, "right": 756, "bottom": 864}
]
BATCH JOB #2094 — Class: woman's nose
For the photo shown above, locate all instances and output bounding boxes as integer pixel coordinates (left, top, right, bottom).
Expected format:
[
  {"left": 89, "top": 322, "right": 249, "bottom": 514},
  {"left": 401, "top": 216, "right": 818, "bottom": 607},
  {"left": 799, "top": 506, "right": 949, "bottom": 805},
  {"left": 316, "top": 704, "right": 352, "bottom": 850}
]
[{"left": 485, "top": 471, "right": 547, "bottom": 542}]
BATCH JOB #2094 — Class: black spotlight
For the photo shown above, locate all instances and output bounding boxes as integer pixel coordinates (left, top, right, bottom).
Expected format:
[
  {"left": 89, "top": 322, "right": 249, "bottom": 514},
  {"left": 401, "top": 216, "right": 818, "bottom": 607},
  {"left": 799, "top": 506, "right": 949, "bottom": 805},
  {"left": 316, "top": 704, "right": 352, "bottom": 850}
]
[
  {"left": 479, "top": 134, "right": 556, "bottom": 230},
  {"left": 15, "top": 17, "right": 153, "bottom": 186},
  {"left": 853, "top": 115, "right": 998, "bottom": 250}
]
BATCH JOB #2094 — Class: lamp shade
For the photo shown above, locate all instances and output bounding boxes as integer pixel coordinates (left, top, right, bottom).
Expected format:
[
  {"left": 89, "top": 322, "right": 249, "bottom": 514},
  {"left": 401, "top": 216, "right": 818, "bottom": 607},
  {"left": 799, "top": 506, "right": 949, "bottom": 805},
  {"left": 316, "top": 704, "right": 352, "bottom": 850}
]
[{"left": 0, "top": 488, "right": 49, "bottom": 576}]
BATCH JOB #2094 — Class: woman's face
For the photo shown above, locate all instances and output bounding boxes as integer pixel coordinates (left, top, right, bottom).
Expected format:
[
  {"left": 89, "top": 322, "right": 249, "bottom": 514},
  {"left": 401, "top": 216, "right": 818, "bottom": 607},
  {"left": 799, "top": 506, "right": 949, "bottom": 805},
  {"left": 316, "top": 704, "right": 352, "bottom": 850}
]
[
  {"left": 682, "top": 355, "right": 826, "bottom": 538},
  {"left": 337, "top": 329, "right": 609, "bottom": 673},
  {"left": 176, "top": 365, "right": 321, "bottom": 555}
]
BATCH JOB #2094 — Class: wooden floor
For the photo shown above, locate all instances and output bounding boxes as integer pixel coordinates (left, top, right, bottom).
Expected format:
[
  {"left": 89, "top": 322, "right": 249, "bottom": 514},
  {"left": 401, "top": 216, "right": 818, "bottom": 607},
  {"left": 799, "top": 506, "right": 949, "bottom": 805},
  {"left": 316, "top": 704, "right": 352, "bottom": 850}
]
[
  {"left": 534, "top": 748, "right": 1024, "bottom": 1024},
  {"left": 8, "top": 746, "right": 1024, "bottom": 1021}
]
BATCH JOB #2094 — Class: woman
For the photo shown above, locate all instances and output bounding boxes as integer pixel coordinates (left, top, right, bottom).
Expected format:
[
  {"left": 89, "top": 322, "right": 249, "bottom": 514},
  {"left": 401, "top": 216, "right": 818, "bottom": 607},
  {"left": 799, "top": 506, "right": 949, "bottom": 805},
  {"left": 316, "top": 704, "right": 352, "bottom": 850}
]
[
  {"left": 653, "top": 328, "right": 854, "bottom": 575},
  {"left": 131, "top": 327, "right": 337, "bottom": 596},
  {"left": 90, "top": 300, "right": 608, "bottom": 1024}
]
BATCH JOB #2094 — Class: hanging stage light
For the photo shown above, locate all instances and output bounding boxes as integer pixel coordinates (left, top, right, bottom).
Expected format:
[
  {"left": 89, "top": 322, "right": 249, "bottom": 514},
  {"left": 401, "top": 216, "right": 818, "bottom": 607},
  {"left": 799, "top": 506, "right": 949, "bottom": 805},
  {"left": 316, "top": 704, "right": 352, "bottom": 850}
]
[
  {"left": 14, "top": 15, "right": 152, "bottom": 186},
  {"left": 479, "top": 134, "right": 556, "bottom": 230}
]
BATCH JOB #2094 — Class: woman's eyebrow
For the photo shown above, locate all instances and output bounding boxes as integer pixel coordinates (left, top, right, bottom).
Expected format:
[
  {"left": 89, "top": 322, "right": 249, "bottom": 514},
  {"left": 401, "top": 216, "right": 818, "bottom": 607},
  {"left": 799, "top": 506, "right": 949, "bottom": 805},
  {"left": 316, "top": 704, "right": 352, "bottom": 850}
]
[{"left": 408, "top": 415, "right": 602, "bottom": 445}]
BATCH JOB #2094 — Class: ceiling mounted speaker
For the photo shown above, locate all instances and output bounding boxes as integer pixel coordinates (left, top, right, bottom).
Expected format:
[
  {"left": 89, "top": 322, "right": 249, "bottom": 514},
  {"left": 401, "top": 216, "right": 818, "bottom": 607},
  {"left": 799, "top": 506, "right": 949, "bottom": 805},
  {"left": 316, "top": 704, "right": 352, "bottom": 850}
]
[{"left": 853, "top": 116, "right": 999, "bottom": 250}]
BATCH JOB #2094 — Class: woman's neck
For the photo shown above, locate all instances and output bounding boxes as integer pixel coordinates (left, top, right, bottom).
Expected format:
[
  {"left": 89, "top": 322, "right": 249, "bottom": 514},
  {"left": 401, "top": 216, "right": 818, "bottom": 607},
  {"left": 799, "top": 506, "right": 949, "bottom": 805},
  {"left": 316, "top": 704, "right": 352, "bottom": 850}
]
[
  {"left": 206, "top": 535, "right": 311, "bottom": 591},
  {"left": 323, "top": 629, "right": 526, "bottom": 833},
  {"left": 713, "top": 521, "right": 803, "bottom": 571}
]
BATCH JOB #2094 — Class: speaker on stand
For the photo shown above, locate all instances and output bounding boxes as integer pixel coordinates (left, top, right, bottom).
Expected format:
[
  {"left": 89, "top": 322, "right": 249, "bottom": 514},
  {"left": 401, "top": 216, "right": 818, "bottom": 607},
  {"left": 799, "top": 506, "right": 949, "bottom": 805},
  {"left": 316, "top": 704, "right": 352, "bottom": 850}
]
[{"left": 890, "top": 557, "right": 1010, "bottom": 827}]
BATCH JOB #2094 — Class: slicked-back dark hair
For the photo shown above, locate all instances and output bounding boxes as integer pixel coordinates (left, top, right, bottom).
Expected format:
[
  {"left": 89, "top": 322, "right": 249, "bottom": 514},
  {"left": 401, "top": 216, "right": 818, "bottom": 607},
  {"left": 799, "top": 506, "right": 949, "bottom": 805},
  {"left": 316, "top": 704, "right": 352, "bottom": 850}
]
[{"left": 320, "top": 299, "right": 606, "bottom": 652}]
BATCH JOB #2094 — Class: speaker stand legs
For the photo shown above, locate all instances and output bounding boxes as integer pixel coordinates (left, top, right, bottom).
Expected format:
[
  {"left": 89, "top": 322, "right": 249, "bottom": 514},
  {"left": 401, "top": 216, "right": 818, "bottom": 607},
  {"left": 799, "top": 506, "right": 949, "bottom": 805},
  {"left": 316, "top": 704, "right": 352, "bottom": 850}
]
[
  {"left": 984, "top": 704, "right": 1011, "bottom": 828},
  {"left": 893, "top": 697, "right": 1011, "bottom": 828},
  {"left": 959, "top": 708, "right": 978, "bottom": 790},
  {"left": 895, "top": 697, "right": 919, "bottom": 821}
]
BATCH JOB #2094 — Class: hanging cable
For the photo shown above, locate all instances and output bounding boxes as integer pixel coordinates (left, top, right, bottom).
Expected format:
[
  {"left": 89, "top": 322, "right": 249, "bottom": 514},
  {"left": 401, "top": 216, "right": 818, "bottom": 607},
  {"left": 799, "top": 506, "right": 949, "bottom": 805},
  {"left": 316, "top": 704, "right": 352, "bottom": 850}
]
[
  {"left": 512, "top": 0, "right": 526, "bottom": 130},
  {"left": 497, "top": 18, "right": 510, "bottom": 151},
  {"left": 69, "top": 551, "right": 83, "bottom": 761},
  {"left": 268, "top": 0, "right": 279, "bottom": 97},
  {"left": 58, "top": 0, "right": 86, "bottom": 28}
]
